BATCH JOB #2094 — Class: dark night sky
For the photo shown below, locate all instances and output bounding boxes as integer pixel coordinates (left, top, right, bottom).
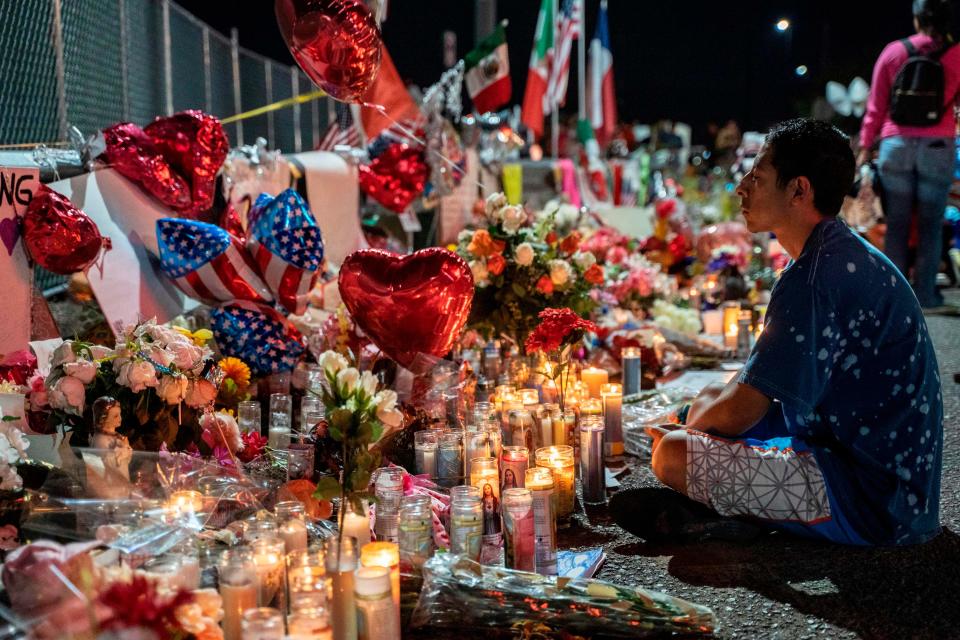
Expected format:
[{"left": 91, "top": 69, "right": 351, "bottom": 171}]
[{"left": 180, "top": 1, "right": 953, "bottom": 142}]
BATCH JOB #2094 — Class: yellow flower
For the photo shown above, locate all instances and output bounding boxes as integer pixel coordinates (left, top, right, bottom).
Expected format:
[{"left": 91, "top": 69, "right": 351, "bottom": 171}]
[
  {"left": 218, "top": 357, "right": 251, "bottom": 390},
  {"left": 174, "top": 326, "right": 214, "bottom": 347}
]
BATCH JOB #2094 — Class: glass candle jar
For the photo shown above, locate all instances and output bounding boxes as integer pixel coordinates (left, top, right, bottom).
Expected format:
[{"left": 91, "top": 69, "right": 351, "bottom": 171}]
[
  {"left": 354, "top": 566, "right": 400, "bottom": 640},
  {"left": 241, "top": 607, "right": 284, "bottom": 640},
  {"left": 524, "top": 467, "right": 557, "bottom": 576},
  {"left": 535, "top": 445, "right": 575, "bottom": 525},
  {"left": 500, "top": 446, "right": 528, "bottom": 491},
  {"left": 449, "top": 494, "right": 482, "bottom": 561},
  {"left": 414, "top": 430, "right": 439, "bottom": 479},
  {"left": 373, "top": 468, "right": 404, "bottom": 543},
  {"left": 250, "top": 537, "right": 286, "bottom": 613},
  {"left": 219, "top": 548, "right": 257, "bottom": 640},
  {"left": 324, "top": 536, "right": 358, "bottom": 640},
  {"left": 276, "top": 501, "right": 308, "bottom": 554},
  {"left": 399, "top": 500, "right": 433, "bottom": 570},
  {"left": 579, "top": 417, "right": 606, "bottom": 504},
  {"left": 286, "top": 547, "right": 326, "bottom": 612},
  {"left": 501, "top": 488, "right": 536, "bottom": 572},
  {"left": 600, "top": 383, "right": 623, "bottom": 457},
  {"left": 437, "top": 430, "right": 464, "bottom": 488}
]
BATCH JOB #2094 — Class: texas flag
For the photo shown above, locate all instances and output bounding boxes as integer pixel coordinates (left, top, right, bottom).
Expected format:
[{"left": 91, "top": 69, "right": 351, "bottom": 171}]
[
  {"left": 587, "top": 0, "right": 617, "bottom": 147},
  {"left": 465, "top": 23, "right": 511, "bottom": 115}
]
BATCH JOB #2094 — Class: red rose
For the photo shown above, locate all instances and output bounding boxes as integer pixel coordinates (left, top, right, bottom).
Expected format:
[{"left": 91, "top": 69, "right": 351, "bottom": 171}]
[
  {"left": 487, "top": 253, "right": 506, "bottom": 276},
  {"left": 536, "top": 275, "right": 554, "bottom": 295},
  {"left": 583, "top": 263, "right": 605, "bottom": 285}
]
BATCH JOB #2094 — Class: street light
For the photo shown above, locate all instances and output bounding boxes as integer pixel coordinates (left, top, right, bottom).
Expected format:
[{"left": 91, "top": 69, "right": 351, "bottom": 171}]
[{"left": 776, "top": 18, "right": 791, "bottom": 32}]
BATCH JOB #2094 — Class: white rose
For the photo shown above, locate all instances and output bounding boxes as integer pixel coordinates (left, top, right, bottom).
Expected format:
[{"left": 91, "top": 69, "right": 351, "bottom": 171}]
[
  {"left": 469, "top": 259, "right": 488, "bottom": 283},
  {"left": 540, "top": 199, "right": 561, "bottom": 219},
  {"left": 157, "top": 375, "right": 189, "bottom": 405},
  {"left": 484, "top": 192, "right": 508, "bottom": 218},
  {"left": 50, "top": 341, "right": 77, "bottom": 368},
  {"left": 360, "top": 371, "right": 378, "bottom": 398},
  {"left": 146, "top": 324, "right": 180, "bottom": 346},
  {"left": 337, "top": 368, "right": 360, "bottom": 396},
  {"left": 501, "top": 205, "right": 526, "bottom": 235},
  {"left": 167, "top": 341, "right": 202, "bottom": 371},
  {"left": 374, "top": 390, "right": 403, "bottom": 428},
  {"left": 573, "top": 251, "right": 596, "bottom": 270},
  {"left": 549, "top": 259, "right": 574, "bottom": 286},
  {"left": 514, "top": 242, "right": 535, "bottom": 267},
  {"left": 0, "top": 458, "right": 22, "bottom": 492},
  {"left": 318, "top": 351, "right": 349, "bottom": 376},
  {"left": 118, "top": 360, "right": 159, "bottom": 393},
  {"left": 457, "top": 230, "right": 474, "bottom": 244},
  {"left": 49, "top": 375, "right": 87, "bottom": 414},
  {"left": 0, "top": 424, "right": 29, "bottom": 460},
  {"left": 62, "top": 360, "right": 97, "bottom": 385}
]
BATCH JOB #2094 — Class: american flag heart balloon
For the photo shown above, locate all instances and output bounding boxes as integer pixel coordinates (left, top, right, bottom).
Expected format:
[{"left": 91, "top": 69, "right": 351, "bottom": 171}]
[
  {"left": 248, "top": 189, "right": 324, "bottom": 315},
  {"left": 156, "top": 218, "right": 273, "bottom": 306},
  {"left": 211, "top": 301, "right": 306, "bottom": 374}
]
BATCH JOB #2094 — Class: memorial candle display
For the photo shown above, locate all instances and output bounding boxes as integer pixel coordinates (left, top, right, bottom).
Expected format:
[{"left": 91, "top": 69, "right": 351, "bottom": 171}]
[
  {"left": 286, "top": 548, "right": 326, "bottom": 612},
  {"left": 374, "top": 468, "right": 404, "bottom": 543},
  {"left": 621, "top": 346, "right": 641, "bottom": 396},
  {"left": 500, "top": 446, "right": 528, "bottom": 490},
  {"left": 360, "top": 541, "right": 400, "bottom": 613},
  {"left": 219, "top": 550, "right": 257, "bottom": 640},
  {"left": 354, "top": 566, "right": 400, "bottom": 640},
  {"left": 414, "top": 430, "right": 439, "bottom": 479},
  {"left": 438, "top": 430, "right": 464, "bottom": 487},
  {"left": 524, "top": 467, "right": 558, "bottom": 576},
  {"left": 449, "top": 494, "right": 483, "bottom": 561},
  {"left": 580, "top": 367, "right": 609, "bottom": 399},
  {"left": 723, "top": 301, "right": 741, "bottom": 349},
  {"left": 508, "top": 409, "right": 535, "bottom": 451},
  {"left": 601, "top": 383, "right": 624, "bottom": 457},
  {"left": 535, "top": 446, "right": 575, "bottom": 525},
  {"left": 325, "top": 536, "right": 358, "bottom": 640},
  {"left": 464, "top": 429, "right": 491, "bottom": 476},
  {"left": 251, "top": 537, "right": 286, "bottom": 613},
  {"left": 501, "top": 488, "right": 536, "bottom": 572},
  {"left": 580, "top": 417, "right": 606, "bottom": 504}
]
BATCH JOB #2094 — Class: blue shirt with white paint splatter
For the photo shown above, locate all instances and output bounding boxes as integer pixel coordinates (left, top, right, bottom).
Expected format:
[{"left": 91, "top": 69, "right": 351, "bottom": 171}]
[{"left": 739, "top": 218, "right": 943, "bottom": 545}]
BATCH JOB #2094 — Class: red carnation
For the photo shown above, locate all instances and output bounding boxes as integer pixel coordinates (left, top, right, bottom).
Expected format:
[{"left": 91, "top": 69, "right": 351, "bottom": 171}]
[
  {"left": 524, "top": 307, "right": 598, "bottom": 354},
  {"left": 98, "top": 575, "right": 193, "bottom": 637},
  {"left": 559, "top": 231, "right": 581, "bottom": 255},
  {"left": 237, "top": 430, "right": 268, "bottom": 463},
  {"left": 583, "top": 263, "right": 605, "bottom": 285}
]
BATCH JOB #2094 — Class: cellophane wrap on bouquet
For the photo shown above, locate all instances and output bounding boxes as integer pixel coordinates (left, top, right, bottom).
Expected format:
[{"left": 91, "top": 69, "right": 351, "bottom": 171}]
[
  {"left": 411, "top": 554, "right": 716, "bottom": 637},
  {"left": 247, "top": 188, "right": 325, "bottom": 315},
  {"left": 211, "top": 301, "right": 306, "bottom": 374},
  {"left": 157, "top": 218, "right": 274, "bottom": 306}
]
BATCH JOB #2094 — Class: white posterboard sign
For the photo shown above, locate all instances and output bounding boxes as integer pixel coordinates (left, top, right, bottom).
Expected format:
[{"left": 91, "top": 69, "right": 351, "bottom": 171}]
[
  {"left": 0, "top": 167, "right": 38, "bottom": 354},
  {"left": 47, "top": 168, "right": 198, "bottom": 333}
]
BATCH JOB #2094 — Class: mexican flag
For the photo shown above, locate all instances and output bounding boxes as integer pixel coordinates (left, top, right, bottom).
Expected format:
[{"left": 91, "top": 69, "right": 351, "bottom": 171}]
[
  {"left": 521, "top": 0, "right": 554, "bottom": 139},
  {"left": 465, "top": 24, "right": 511, "bottom": 115}
]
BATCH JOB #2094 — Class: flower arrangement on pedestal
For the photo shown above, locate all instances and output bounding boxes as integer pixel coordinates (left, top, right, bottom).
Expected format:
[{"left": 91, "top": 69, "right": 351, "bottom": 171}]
[
  {"left": 456, "top": 193, "right": 599, "bottom": 352},
  {"left": 41, "top": 319, "right": 222, "bottom": 449},
  {"left": 524, "top": 308, "right": 598, "bottom": 412}
]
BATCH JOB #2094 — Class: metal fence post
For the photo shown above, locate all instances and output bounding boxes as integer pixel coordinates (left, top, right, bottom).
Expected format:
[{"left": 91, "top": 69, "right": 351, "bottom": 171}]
[
  {"left": 291, "top": 67, "right": 301, "bottom": 153},
  {"left": 202, "top": 27, "right": 212, "bottom": 113},
  {"left": 265, "top": 59, "right": 274, "bottom": 147},
  {"left": 51, "top": 0, "right": 68, "bottom": 139},
  {"left": 230, "top": 28, "right": 243, "bottom": 146},
  {"left": 162, "top": 0, "right": 173, "bottom": 115},
  {"left": 118, "top": 0, "right": 130, "bottom": 120}
]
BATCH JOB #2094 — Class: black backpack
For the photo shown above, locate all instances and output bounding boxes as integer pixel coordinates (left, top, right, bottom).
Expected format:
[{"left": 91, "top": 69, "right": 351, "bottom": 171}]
[{"left": 890, "top": 38, "right": 955, "bottom": 126}]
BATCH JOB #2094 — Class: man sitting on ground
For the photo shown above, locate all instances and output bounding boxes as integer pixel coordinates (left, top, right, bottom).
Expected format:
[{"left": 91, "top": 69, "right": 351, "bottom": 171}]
[{"left": 612, "top": 119, "right": 943, "bottom": 546}]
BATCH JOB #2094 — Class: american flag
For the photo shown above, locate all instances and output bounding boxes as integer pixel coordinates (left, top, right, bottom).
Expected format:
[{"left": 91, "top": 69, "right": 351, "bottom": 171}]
[
  {"left": 248, "top": 188, "right": 324, "bottom": 315},
  {"left": 367, "top": 115, "right": 427, "bottom": 158},
  {"left": 210, "top": 301, "right": 305, "bottom": 374},
  {"left": 318, "top": 102, "right": 362, "bottom": 150},
  {"left": 548, "top": 0, "right": 582, "bottom": 107},
  {"left": 157, "top": 218, "right": 273, "bottom": 306}
]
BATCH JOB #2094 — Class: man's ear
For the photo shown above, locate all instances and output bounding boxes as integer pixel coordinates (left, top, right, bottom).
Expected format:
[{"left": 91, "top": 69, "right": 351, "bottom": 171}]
[{"left": 792, "top": 176, "right": 813, "bottom": 205}]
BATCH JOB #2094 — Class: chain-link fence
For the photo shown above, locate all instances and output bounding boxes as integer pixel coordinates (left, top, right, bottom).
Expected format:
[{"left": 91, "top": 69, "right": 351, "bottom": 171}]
[{"left": 0, "top": 0, "right": 330, "bottom": 152}]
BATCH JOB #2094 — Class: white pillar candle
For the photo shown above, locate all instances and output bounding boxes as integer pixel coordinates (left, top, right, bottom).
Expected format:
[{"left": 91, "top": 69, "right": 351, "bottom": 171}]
[{"left": 341, "top": 502, "right": 371, "bottom": 548}]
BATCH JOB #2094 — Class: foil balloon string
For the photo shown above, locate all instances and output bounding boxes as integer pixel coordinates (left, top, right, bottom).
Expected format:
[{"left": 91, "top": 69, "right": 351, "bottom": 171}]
[{"left": 361, "top": 101, "right": 489, "bottom": 196}]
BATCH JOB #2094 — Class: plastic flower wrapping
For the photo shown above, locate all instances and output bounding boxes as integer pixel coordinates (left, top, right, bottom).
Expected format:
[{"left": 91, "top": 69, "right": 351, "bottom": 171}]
[{"left": 411, "top": 554, "right": 716, "bottom": 637}]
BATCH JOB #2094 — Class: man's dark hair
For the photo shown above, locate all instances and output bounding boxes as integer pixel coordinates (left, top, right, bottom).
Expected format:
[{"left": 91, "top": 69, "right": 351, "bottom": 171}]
[
  {"left": 913, "top": 0, "right": 953, "bottom": 39},
  {"left": 764, "top": 118, "right": 855, "bottom": 216}
]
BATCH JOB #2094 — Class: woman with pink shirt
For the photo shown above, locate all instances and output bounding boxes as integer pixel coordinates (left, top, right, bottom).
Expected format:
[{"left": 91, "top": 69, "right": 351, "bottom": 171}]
[{"left": 859, "top": 0, "right": 959, "bottom": 312}]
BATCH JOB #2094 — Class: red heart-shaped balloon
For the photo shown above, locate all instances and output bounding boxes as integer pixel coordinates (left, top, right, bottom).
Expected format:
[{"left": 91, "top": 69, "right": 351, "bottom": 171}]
[
  {"left": 338, "top": 248, "right": 474, "bottom": 370},
  {"left": 101, "top": 110, "right": 229, "bottom": 218},
  {"left": 22, "top": 185, "right": 110, "bottom": 275},
  {"left": 358, "top": 143, "right": 428, "bottom": 213}
]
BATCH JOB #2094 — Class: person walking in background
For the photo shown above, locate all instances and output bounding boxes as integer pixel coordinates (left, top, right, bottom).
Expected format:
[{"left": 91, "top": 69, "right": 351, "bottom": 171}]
[{"left": 859, "top": 0, "right": 960, "bottom": 313}]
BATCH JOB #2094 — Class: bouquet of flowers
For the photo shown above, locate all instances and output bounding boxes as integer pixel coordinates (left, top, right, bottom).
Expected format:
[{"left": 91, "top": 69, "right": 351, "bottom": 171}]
[
  {"left": 601, "top": 253, "right": 672, "bottom": 313},
  {"left": 0, "top": 380, "right": 30, "bottom": 493},
  {"left": 456, "top": 193, "right": 600, "bottom": 352},
  {"left": 524, "top": 308, "right": 597, "bottom": 411},
  {"left": 42, "top": 319, "right": 221, "bottom": 449}
]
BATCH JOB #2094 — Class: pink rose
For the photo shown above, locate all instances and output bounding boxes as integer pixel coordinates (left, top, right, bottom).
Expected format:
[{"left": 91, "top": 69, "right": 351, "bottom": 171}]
[
  {"left": 117, "top": 360, "right": 158, "bottom": 393},
  {"left": 157, "top": 375, "right": 188, "bottom": 405},
  {"left": 62, "top": 359, "right": 97, "bottom": 384},
  {"left": 167, "top": 341, "right": 203, "bottom": 370},
  {"left": 148, "top": 345, "right": 175, "bottom": 368},
  {"left": 50, "top": 341, "right": 76, "bottom": 368},
  {"left": 28, "top": 373, "right": 48, "bottom": 410},
  {"left": 48, "top": 375, "right": 87, "bottom": 414},
  {"left": 605, "top": 246, "right": 629, "bottom": 265},
  {"left": 185, "top": 379, "right": 217, "bottom": 409},
  {"left": 146, "top": 324, "right": 181, "bottom": 346},
  {"left": 201, "top": 412, "right": 243, "bottom": 453},
  {"left": 88, "top": 344, "right": 113, "bottom": 360}
]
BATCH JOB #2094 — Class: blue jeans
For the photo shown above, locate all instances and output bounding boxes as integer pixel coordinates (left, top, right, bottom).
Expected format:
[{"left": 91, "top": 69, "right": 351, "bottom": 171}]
[{"left": 877, "top": 136, "right": 956, "bottom": 307}]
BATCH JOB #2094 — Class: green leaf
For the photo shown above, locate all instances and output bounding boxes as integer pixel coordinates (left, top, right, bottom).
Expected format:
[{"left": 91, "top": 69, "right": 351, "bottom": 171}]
[
  {"left": 370, "top": 421, "right": 384, "bottom": 443},
  {"left": 1, "top": 415, "right": 21, "bottom": 422},
  {"left": 313, "top": 476, "right": 341, "bottom": 501},
  {"left": 330, "top": 408, "right": 353, "bottom": 434},
  {"left": 329, "top": 426, "right": 343, "bottom": 441},
  {"left": 356, "top": 421, "right": 373, "bottom": 443}
]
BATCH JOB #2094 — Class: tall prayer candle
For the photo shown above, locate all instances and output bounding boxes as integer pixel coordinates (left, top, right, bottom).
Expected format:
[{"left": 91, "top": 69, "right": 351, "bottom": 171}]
[
  {"left": 437, "top": 430, "right": 464, "bottom": 488},
  {"left": 535, "top": 446, "right": 575, "bottom": 526},
  {"left": 470, "top": 457, "right": 500, "bottom": 499},
  {"left": 360, "top": 541, "right": 400, "bottom": 614},
  {"left": 580, "top": 367, "right": 609, "bottom": 399},
  {"left": 601, "top": 383, "right": 624, "bottom": 457},
  {"left": 251, "top": 537, "right": 286, "bottom": 613},
  {"left": 325, "top": 536, "right": 358, "bottom": 640},
  {"left": 722, "top": 301, "right": 741, "bottom": 349},
  {"left": 524, "top": 467, "right": 557, "bottom": 576},
  {"left": 501, "top": 488, "right": 536, "bottom": 572},
  {"left": 219, "top": 550, "right": 257, "bottom": 640},
  {"left": 414, "top": 430, "right": 439, "bottom": 479},
  {"left": 580, "top": 417, "right": 606, "bottom": 504},
  {"left": 500, "top": 446, "right": 528, "bottom": 490},
  {"left": 621, "top": 347, "right": 641, "bottom": 396}
]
